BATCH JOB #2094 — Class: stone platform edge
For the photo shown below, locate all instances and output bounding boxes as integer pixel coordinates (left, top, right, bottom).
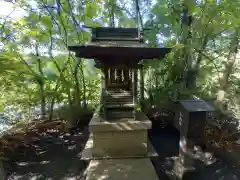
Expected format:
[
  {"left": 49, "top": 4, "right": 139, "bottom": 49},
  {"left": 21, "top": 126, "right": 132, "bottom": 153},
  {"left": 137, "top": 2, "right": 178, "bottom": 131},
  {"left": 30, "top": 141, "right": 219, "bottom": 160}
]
[
  {"left": 89, "top": 111, "right": 152, "bottom": 132},
  {"left": 81, "top": 134, "right": 158, "bottom": 160},
  {"left": 85, "top": 158, "right": 159, "bottom": 180}
]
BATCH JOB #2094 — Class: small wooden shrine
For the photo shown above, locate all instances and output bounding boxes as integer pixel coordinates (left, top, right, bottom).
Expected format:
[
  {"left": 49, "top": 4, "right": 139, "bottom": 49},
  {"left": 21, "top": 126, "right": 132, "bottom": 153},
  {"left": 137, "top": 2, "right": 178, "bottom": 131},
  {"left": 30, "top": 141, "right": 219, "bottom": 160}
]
[{"left": 68, "top": 27, "right": 171, "bottom": 158}]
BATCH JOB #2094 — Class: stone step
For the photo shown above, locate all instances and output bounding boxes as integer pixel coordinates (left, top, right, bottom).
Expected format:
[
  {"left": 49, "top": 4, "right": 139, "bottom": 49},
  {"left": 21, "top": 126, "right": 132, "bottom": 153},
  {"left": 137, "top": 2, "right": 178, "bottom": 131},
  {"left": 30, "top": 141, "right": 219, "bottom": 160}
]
[
  {"left": 106, "top": 96, "right": 132, "bottom": 101},
  {"left": 105, "top": 103, "right": 134, "bottom": 108},
  {"left": 85, "top": 159, "right": 159, "bottom": 180},
  {"left": 106, "top": 91, "right": 132, "bottom": 97},
  {"left": 107, "top": 110, "right": 133, "bottom": 118},
  {"left": 105, "top": 99, "right": 133, "bottom": 104},
  {"left": 106, "top": 95, "right": 132, "bottom": 100}
]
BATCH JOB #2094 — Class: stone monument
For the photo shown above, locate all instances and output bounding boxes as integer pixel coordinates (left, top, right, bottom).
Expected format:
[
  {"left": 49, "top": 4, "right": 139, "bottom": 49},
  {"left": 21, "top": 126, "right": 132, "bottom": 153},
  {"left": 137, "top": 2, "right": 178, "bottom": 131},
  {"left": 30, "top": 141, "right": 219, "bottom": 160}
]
[{"left": 174, "top": 99, "right": 214, "bottom": 179}]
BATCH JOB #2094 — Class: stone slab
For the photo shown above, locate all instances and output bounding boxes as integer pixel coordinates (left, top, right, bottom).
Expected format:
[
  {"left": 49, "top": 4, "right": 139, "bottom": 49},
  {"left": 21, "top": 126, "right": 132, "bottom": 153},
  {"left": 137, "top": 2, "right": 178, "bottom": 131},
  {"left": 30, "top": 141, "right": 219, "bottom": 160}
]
[
  {"left": 81, "top": 135, "right": 157, "bottom": 160},
  {"left": 89, "top": 110, "right": 151, "bottom": 132},
  {"left": 85, "top": 158, "right": 159, "bottom": 180},
  {"left": 92, "top": 130, "right": 148, "bottom": 157}
]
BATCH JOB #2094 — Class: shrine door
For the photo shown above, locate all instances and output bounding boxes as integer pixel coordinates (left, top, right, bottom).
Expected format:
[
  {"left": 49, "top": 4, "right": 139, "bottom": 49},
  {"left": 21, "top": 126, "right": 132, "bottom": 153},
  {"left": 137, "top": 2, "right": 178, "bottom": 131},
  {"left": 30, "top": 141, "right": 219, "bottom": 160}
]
[{"left": 106, "top": 68, "right": 132, "bottom": 91}]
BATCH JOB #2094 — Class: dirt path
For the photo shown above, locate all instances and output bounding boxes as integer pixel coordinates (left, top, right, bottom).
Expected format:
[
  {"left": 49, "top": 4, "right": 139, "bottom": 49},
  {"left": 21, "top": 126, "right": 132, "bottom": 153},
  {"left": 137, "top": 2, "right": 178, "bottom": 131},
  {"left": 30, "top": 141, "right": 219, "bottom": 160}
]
[{"left": 6, "top": 128, "right": 89, "bottom": 180}]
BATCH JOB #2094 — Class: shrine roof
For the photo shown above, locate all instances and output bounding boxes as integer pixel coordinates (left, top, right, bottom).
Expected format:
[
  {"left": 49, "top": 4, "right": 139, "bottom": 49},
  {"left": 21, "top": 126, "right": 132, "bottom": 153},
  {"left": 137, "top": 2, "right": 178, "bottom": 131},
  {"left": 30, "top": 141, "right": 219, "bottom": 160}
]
[{"left": 68, "top": 45, "right": 171, "bottom": 61}]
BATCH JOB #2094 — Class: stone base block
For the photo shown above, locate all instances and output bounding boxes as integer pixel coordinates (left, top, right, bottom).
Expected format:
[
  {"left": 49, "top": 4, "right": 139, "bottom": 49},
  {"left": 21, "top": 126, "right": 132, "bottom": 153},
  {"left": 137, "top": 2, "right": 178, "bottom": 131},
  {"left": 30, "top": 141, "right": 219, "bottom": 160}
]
[
  {"left": 173, "top": 158, "right": 195, "bottom": 180},
  {"left": 89, "top": 111, "right": 151, "bottom": 158},
  {"left": 92, "top": 131, "right": 147, "bottom": 157},
  {"left": 81, "top": 134, "right": 157, "bottom": 160}
]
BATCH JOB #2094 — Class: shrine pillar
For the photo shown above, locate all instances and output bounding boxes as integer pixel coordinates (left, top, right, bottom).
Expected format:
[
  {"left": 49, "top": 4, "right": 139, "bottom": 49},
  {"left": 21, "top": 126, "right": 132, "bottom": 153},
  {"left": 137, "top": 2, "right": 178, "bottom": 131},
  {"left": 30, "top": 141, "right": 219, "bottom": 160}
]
[
  {"left": 100, "top": 67, "right": 107, "bottom": 118},
  {"left": 140, "top": 65, "right": 144, "bottom": 101},
  {"left": 132, "top": 68, "right": 138, "bottom": 119}
]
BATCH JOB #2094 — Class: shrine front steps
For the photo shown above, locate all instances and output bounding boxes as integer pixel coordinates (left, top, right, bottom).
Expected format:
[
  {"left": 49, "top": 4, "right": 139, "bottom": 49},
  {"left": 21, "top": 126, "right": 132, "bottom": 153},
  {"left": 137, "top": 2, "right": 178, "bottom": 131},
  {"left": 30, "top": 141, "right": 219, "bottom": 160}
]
[
  {"left": 82, "top": 134, "right": 159, "bottom": 180},
  {"left": 81, "top": 133, "right": 157, "bottom": 160},
  {"left": 84, "top": 158, "right": 159, "bottom": 180},
  {"left": 105, "top": 91, "right": 134, "bottom": 110},
  {"left": 106, "top": 89, "right": 132, "bottom": 95},
  {"left": 105, "top": 103, "right": 134, "bottom": 109},
  {"left": 105, "top": 92, "right": 132, "bottom": 99},
  {"left": 84, "top": 107, "right": 157, "bottom": 179},
  {"left": 105, "top": 97, "right": 133, "bottom": 105},
  {"left": 105, "top": 94, "right": 133, "bottom": 107}
]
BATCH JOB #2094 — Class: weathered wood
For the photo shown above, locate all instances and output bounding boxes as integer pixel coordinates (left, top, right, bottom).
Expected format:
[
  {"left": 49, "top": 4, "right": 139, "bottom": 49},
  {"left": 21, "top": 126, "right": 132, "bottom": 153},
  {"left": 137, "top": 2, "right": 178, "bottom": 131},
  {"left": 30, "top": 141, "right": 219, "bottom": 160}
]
[
  {"left": 68, "top": 27, "right": 171, "bottom": 123},
  {"left": 105, "top": 91, "right": 133, "bottom": 105},
  {"left": 140, "top": 66, "right": 144, "bottom": 101},
  {"left": 92, "top": 37, "right": 141, "bottom": 42},
  {"left": 105, "top": 103, "right": 134, "bottom": 109},
  {"left": 105, "top": 68, "right": 132, "bottom": 90},
  {"left": 100, "top": 70, "right": 107, "bottom": 119},
  {"left": 132, "top": 69, "right": 138, "bottom": 120},
  {"left": 95, "top": 64, "right": 143, "bottom": 69},
  {"left": 69, "top": 46, "right": 171, "bottom": 63},
  {"left": 91, "top": 27, "right": 140, "bottom": 40},
  {"left": 105, "top": 68, "right": 109, "bottom": 87}
]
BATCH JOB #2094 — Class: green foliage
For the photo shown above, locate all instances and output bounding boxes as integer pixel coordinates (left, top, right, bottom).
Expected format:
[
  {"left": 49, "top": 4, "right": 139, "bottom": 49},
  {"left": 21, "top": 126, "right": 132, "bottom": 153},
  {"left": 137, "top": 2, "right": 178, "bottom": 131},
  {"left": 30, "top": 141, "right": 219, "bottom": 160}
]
[{"left": 0, "top": 0, "right": 239, "bottom": 124}]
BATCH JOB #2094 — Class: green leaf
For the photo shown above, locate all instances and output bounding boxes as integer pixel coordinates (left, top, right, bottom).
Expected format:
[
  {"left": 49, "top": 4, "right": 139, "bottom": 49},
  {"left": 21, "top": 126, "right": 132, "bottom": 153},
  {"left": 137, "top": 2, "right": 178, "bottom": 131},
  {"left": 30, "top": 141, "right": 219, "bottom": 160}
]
[
  {"left": 184, "top": 0, "right": 197, "bottom": 13},
  {"left": 42, "top": 16, "right": 52, "bottom": 28},
  {"left": 43, "top": 67, "right": 59, "bottom": 81},
  {"left": 85, "top": 3, "right": 99, "bottom": 19}
]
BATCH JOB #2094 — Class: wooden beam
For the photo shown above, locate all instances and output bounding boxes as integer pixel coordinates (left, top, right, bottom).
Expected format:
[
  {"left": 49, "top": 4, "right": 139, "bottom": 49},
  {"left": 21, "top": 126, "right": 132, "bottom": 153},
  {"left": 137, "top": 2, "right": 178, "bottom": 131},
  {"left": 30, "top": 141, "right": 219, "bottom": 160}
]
[
  {"left": 92, "top": 37, "right": 141, "bottom": 42},
  {"left": 95, "top": 64, "right": 143, "bottom": 69}
]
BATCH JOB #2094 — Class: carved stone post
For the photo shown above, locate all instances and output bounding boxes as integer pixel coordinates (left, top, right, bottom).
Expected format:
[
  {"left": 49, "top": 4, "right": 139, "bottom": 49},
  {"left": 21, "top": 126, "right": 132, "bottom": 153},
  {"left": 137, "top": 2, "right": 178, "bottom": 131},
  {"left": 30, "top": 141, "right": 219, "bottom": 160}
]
[{"left": 173, "top": 100, "right": 214, "bottom": 179}]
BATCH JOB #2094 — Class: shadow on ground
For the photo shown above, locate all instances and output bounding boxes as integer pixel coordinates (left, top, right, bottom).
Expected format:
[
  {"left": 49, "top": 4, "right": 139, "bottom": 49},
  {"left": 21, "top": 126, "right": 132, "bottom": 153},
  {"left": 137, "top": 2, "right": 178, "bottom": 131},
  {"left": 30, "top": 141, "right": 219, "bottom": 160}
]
[
  {"left": 149, "top": 124, "right": 240, "bottom": 180},
  {"left": 5, "top": 123, "right": 240, "bottom": 180},
  {"left": 6, "top": 128, "right": 89, "bottom": 180}
]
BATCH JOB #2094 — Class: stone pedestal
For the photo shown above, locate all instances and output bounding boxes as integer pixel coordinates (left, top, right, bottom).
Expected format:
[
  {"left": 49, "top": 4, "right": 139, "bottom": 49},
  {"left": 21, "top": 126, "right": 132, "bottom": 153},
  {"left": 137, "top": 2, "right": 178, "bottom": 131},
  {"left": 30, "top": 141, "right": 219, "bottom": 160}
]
[
  {"left": 0, "top": 161, "right": 6, "bottom": 180},
  {"left": 89, "top": 111, "right": 151, "bottom": 158},
  {"left": 173, "top": 137, "right": 195, "bottom": 179}
]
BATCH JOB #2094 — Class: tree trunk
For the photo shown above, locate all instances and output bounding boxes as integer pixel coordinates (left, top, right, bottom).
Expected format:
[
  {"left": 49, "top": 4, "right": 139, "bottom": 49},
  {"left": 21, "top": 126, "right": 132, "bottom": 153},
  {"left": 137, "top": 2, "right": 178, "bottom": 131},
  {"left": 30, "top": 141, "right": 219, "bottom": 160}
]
[
  {"left": 73, "top": 58, "right": 81, "bottom": 105},
  {"left": 186, "top": 35, "right": 208, "bottom": 90},
  {"left": 80, "top": 64, "right": 87, "bottom": 109},
  {"left": 36, "top": 45, "right": 46, "bottom": 117},
  {"left": 48, "top": 80, "right": 61, "bottom": 121},
  {"left": 108, "top": 0, "right": 115, "bottom": 27},
  {"left": 179, "top": 4, "right": 193, "bottom": 93},
  {"left": 216, "top": 29, "right": 239, "bottom": 111}
]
